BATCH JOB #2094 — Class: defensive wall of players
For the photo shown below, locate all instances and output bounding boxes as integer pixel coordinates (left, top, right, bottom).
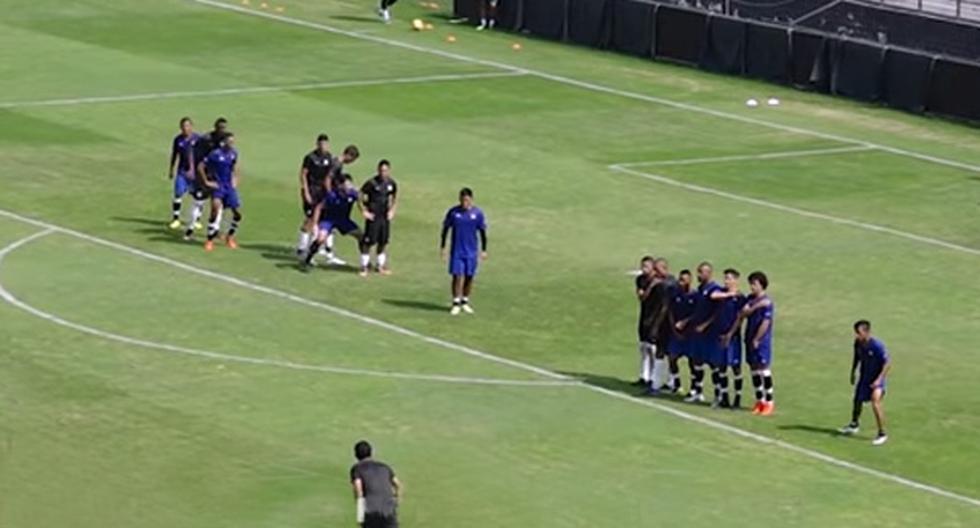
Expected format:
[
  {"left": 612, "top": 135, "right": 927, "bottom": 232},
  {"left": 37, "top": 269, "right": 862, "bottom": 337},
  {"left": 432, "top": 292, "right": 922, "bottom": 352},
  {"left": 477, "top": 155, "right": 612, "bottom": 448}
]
[{"left": 453, "top": 0, "right": 980, "bottom": 123}]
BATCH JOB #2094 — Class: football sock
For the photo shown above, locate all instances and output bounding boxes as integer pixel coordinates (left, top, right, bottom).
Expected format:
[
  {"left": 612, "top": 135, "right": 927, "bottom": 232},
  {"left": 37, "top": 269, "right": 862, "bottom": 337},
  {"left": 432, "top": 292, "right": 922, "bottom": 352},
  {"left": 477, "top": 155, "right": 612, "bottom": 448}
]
[
  {"left": 638, "top": 344, "right": 651, "bottom": 382},
  {"left": 171, "top": 198, "right": 182, "bottom": 219},
  {"left": 652, "top": 358, "right": 668, "bottom": 388},
  {"left": 325, "top": 233, "right": 335, "bottom": 254},
  {"left": 305, "top": 241, "right": 322, "bottom": 264},
  {"left": 462, "top": 296, "right": 469, "bottom": 304},
  {"left": 751, "top": 371, "right": 763, "bottom": 402},
  {"left": 711, "top": 368, "right": 721, "bottom": 401},
  {"left": 692, "top": 365, "right": 704, "bottom": 395},
  {"left": 360, "top": 253, "right": 370, "bottom": 269},
  {"left": 762, "top": 369, "right": 774, "bottom": 402},
  {"left": 851, "top": 401, "right": 862, "bottom": 425},
  {"left": 378, "top": 252, "right": 388, "bottom": 269},
  {"left": 191, "top": 200, "right": 205, "bottom": 225},
  {"left": 207, "top": 221, "right": 220, "bottom": 241},
  {"left": 297, "top": 230, "right": 310, "bottom": 251},
  {"left": 453, "top": 297, "right": 462, "bottom": 306}
]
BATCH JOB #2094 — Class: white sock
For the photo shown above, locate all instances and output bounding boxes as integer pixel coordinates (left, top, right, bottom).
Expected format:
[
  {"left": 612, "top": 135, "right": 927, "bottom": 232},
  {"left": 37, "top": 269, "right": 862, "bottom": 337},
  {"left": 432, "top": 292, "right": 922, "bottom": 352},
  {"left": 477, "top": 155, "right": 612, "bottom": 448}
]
[
  {"left": 190, "top": 200, "right": 204, "bottom": 224},
  {"left": 297, "top": 230, "right": 310, "bottom": 251},
  {"left": 638, "top": 343, "right": 651, "bottom": 382},
  {"left": 325, "top": 233, "right": 335, "bottom": 254},
  {"left": 378, "top": 252, "right": 387, "bottom": 269},
  {"left": 652, "top": 358, "right": 668, "bottom": 388},
  {"left": 480, "top": 17, "right": 486, "bottom": 26},
  {"left": 360, "top": 253, "right": 370, "bottom": 269}
]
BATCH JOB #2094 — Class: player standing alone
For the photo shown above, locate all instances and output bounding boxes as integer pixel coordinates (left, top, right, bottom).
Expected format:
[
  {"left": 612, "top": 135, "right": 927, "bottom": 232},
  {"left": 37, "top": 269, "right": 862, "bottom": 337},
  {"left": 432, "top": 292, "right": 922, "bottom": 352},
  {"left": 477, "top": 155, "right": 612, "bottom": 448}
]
[
  {"left": 199, "top": 133, "right": 243, "bottom": 251},
  {"left": 840, "top": 320, "right": 891, "bottom": 445},
  {"left": 350, "top": 440, "right": 402, "bottom": 528},
  {"left": 440, "top": 188, "right": 488, "bottom": 315},
  {"left": 358, "top": 160, "right": 398, "bottom": 277},
  {"left": 168, "top": 117, "right": 199, "bottom": 230}
]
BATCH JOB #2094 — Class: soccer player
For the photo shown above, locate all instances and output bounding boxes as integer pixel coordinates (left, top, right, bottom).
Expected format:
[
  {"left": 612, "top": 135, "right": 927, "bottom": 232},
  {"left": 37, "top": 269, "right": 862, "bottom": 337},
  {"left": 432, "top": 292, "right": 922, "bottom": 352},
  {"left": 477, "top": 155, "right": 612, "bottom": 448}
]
[
  {"left": 840, "top": 320, "right": 891, "bottom": 445},
  {"left": 634, "top": 257, "right": 675, "bottom": 393},
  {"left": 742, "top": 271, "right": 775, "bottom": 415},
  {"left": 350, "top": 440, "right": 402, "bottom": 528},
  {"left": 358, "top": 160, "right": 398, "bottom": 276},
  {"left": 296, "top": 134, "right": 334, "bottom": 258},
  {"left": 667, "top": 269, "right": 697, "bottom": 393},
  {"left": 168, "top": 117, "right": 200, "bottom": 230},
  {"left": 440, "top": 188, "right": 488, "bottom": 315},
  {"left": 714, "top": 269, "right": 747, "bottom": 409},
  {"left": 680, "top": 262, "right": 723, "bottom": 403},
  {"left": 199, "top": 133, "right": 242, "bottom": 251},
  {"left": 377, "top": 0, "right": 398, "bottom": 23},
  {"left": 303, "top": 174, "right": 363, "bottom": 269},
  {"left": 320, "top": 145, "right": 361, "bottom": 263},
  {"left": 183, "top": 117, "right": 229, "bottom": 240},
  {"left": 477, "top": 0, "right": 499, "bottom": 30}
]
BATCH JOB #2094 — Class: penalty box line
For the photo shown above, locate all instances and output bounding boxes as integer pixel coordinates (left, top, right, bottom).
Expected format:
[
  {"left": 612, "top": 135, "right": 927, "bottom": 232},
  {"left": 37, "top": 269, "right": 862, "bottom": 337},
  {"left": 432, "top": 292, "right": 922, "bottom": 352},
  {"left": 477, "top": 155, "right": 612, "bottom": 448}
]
[
  {"left": 0, "top": 208, "right": 978, "bottom": 508},
  {"left": 0, "top": 71, "right": 525, "bottom": 109}
]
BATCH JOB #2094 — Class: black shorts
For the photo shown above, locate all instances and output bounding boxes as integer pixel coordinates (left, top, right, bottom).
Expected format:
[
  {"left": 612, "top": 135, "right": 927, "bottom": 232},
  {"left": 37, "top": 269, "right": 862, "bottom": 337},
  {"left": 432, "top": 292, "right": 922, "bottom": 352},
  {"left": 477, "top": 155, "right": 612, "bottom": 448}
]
[
  {"left": 363, "top": 513, "right": 398, "bottom": 528},
  {"left": 191, "top": 184, "right": 211, "bottom": 201},
  {"left": 362, "top": 218, "right": 390, "bottom": 247},
  {"left": 302, "top": 191, "right": 324, "bottom": 218}
]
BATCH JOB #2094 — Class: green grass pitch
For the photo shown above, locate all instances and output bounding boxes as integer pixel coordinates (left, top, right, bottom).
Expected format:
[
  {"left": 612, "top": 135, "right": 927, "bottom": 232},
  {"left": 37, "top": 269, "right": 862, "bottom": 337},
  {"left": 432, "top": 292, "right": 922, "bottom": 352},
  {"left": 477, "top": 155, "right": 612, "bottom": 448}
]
[{"left": 1, "top": 0, "right": 979, "bottom": 526}]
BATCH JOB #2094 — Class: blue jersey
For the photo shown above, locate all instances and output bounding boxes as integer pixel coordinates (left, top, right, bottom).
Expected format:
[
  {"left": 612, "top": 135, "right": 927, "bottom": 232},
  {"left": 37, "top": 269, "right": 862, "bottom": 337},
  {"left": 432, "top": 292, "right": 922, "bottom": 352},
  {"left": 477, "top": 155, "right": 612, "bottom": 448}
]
[
  {"left": 855, "top": 338, "right": 889, "bottom": 382},
  {"left": 715, "top": 293, "right": 747, "bottom": 336},
  {"left": 443, "top": 205, "right": 486, "bottom": 258},
  {"left": 172, "top": 133, "right": 200, "bottom": 173},
  {"left": 692, "top": 280, "right": 723, "bottom": 330},
  {"left": 323, "top": 189, "right": 358, "bottom": 220},
  {"left": 206, "top": 147, "right": 238, "bottom": 187},
  {"left": 670, "top": 289, "right": 697, "bottom": 325},
  {"left": 744, "top": 294, "right": 774, "bottom": 345}
]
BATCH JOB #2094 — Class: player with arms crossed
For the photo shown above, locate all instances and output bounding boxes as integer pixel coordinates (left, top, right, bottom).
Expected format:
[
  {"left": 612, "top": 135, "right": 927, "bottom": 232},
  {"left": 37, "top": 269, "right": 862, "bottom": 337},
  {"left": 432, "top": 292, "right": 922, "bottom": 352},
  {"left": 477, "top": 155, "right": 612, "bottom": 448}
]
[
  {"left": 440, "top": 188, "right": 488, "bottom": 315},
  {"left": 199, "top": 133, "right": 243, "bottom": 251},
  {"left": 351, "top": 440, "right": 402, "bottom": 528},
  {"left": 302, "top": 174, "right": 363, "bottom": 269},
  {"left": 840, "top": 320, "right": 891, "bottom": 445},
  {"left": 358, "top": 160, "right": 398, "bottom": 277},
  {"left": 168, "top": 117, "right": 199, "bottom": 230},
  {"left": 741, "top": 271, "right": 776, "bottom": 415}
]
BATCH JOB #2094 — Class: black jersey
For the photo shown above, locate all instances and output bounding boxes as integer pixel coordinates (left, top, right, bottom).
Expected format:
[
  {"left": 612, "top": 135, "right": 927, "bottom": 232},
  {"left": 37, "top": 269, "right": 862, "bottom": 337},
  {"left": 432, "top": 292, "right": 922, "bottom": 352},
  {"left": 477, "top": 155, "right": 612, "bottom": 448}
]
[
  {"left": 302, "top": 149, "right": 334, "bottom": 197},
  {"left": 350, "top": 460, "right": 398, "bottom": 516},
  {"left": 360, "top": 175, "right": 398, "bottom": 216},
  {"left": 637, "top": 274, "right": 677, "bottom": 343}
]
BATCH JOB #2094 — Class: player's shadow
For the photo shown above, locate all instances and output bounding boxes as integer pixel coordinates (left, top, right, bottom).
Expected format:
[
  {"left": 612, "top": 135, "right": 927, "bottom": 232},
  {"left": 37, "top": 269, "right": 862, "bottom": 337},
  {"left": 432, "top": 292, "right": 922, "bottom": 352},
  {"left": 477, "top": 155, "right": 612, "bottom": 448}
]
[
  {"left": 238, "top": 242, "right": 297, "bottom": 263},
  {"left": 331, "top": 15, "right": 383, "bottom": 23},
  {"left": 778, "top": 424, "right": 848, "bottom": 437},
  {"left": 558, "top": 371, "right": 693, "bottom": 401},
  {"left": 382, "top": 299, "right": 448, "bottom": 312}
]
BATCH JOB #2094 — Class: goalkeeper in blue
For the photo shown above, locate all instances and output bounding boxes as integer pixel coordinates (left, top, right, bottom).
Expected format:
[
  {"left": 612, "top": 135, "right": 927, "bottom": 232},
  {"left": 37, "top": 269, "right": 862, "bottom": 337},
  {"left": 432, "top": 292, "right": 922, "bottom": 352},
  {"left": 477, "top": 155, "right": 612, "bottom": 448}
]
[{"left": 440, "top": 188, "right": 488, "bottom": 316}]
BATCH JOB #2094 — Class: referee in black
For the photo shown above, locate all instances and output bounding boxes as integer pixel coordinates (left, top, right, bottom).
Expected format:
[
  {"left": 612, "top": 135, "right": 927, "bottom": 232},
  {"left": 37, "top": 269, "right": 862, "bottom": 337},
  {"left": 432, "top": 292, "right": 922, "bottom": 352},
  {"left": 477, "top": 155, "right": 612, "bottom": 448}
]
[{"left": 350, "top": 440, "right": 402, "bottom": 528}]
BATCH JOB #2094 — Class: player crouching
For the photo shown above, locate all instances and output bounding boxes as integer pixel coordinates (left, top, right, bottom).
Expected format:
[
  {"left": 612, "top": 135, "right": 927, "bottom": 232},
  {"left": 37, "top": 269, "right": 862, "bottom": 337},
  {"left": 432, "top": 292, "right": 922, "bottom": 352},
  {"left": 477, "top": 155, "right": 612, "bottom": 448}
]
[{"left": 303, "top": 175, "right": 363, "bottom": 270}]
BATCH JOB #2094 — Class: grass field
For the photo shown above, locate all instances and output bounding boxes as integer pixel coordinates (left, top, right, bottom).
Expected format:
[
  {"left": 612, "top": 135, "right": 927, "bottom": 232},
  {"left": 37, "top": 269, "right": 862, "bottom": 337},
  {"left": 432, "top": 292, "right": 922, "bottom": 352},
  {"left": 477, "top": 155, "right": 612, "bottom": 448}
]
[{"left": 1, "top": 0, "right": 979, "bottom": 526}]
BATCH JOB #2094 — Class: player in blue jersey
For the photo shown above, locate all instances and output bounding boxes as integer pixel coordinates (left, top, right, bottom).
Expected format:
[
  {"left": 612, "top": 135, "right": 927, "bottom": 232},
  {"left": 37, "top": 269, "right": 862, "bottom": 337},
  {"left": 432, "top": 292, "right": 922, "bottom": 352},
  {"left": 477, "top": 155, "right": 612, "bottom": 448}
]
[
  {"left": 840, "top": 320, "right": 891, "bottom": 445},
  {"left": 198, "top": 133, "right": 242, "bottom": 252},
  {"left": 681, "top": 262, "right": 724, "bottom": 403},
  {"left": 714, "top": 269, "right": 747, "bottom": 409},
  {"left": 303, "top": 174, "right": 363, "bottom": 269},
  {"left": 741, "top": 271, "right": 775, "bottom": 416},
  {"left": 182, "top": 118, "right": 229, "bottom": 241},
  {"left": 168, "top": 117, "right": 200, "bottom": 230},
  {"left": 440, "top": 188, "right": 488, "bottom": 315},
  {"left": 667, "top": 269, "right": 696, "bottom": 394}
]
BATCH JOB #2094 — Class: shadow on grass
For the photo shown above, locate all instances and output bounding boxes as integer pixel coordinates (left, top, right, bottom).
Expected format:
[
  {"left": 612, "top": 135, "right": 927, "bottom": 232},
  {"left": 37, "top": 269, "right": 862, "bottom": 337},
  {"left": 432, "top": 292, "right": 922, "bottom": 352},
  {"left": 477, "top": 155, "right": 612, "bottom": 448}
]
[
  {"left": 331, "top": 14, "right": 383, "bottom": 24},
  {"left": 382, "top": 298, "right": 447, "bottom": 312},
  {"left": 778, "top": 424, "right": 848, "bottom": 437}
]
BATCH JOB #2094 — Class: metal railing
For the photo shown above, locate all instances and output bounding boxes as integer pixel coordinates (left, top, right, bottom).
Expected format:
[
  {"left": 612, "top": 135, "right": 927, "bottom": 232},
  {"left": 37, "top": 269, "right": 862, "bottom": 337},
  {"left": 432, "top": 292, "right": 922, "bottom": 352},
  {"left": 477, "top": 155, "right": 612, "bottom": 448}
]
[{"left": 875, "top": 0, "right": 980, "bottom": 21}]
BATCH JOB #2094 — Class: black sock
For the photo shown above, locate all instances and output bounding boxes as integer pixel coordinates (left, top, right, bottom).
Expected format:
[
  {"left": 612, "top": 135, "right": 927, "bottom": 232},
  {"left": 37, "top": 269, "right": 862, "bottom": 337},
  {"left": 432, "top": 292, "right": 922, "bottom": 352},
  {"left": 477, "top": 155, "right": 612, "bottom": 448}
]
[
  {"left": 851, "top": 401, "right": 862, "bottom": 425},
  {"left": 172, "top": 198, "right": 182, "bottom": 219},
  {"left": 719, "top": 373, "right": 730, "bottom": 405},
  {"left": 692, "top": 367, "right": 704, "bottom": 395},
  {"left": 228, "top": 220, "right": 239, "bottom": 238},
  {"left": 752, "top": 373, "right": 763, "bottom": 401},
  {"left": 306, "top": 241, "right": 322, "bottom": 264},
  {"left": 207, "top": 222, "right": 219, "bottom": 241},
  {"left": 763, "top": 372, "right": 774, "bottom": 402},
  {"left": 733, "top": 374, "right": 743, "bottom": 397}
]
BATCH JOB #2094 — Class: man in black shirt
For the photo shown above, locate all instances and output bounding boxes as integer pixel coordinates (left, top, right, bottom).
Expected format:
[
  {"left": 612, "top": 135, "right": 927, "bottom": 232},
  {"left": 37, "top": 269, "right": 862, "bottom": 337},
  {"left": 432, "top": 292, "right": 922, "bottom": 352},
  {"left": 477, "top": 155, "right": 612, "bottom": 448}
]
[
  {"left": 358, "top": 159, "right": 398, "bottom": 276},
  {"left": 635, "top": 256, "right": 676, "bottom": 394},
  {"left": 350, "top": 440, "right": 401, "bottom": 528},
  {"left": 295, "top": 133, "right": 334, "bottom": 256}
]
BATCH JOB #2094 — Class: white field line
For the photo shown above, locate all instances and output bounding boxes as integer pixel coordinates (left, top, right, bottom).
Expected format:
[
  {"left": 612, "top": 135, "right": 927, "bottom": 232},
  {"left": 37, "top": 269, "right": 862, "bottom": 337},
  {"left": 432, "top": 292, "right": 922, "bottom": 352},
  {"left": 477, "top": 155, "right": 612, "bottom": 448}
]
[
  {"left": 608, "top": 164, "right": 980, "bottom": 257},
  {"left": 0, "top": 71, "right": 524, "bottom": 109},
  {"left": 0, "top": 230, "right": 575, "bottom": 388},
  {"left": 1, "top": 210, "right": 978, "bottom": 507},
  {"left": 189, "top": 0, "right": 980, "bottom": 176},
  {"left": 616, "top": 145, "right": 874, "bottom": 168}
]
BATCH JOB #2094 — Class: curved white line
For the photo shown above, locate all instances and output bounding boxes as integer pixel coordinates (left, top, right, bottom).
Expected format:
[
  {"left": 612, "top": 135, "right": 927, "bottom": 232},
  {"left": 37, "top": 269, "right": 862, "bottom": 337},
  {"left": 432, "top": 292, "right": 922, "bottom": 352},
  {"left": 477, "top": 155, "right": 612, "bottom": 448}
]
[{"left": 0, "top": 230, "right": 576, "bottom": 388}]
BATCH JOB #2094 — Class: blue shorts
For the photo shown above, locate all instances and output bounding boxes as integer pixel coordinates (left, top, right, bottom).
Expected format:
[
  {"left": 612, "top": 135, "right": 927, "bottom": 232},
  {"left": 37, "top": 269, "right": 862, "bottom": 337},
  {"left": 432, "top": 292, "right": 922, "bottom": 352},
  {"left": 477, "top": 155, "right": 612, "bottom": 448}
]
[
  {"left": 667, "top": 334, "right": 690, "bottom": 357},
  {"left": 319, "top": 217, "right": 359, "bottom": 235},
  {"left": 854, "top": 379, "right": 886, "bottom": 403},
  {"left": 689, "top": 335, "right": 710, "bottom": 363},
  {"left": 745, "top": 341, "right": 773, "bottom": 367},
  {"left": 449, "top": 255, "right": 478, "bottom": 277},
  {"left": 707, "top": 336, "right": 741, "bottom": 368},
  {"left": 173, "top": 170, "right": 194, "bottom": 198},
  {"left": 213, "top": 186, "right": 241, "bottom": 209}
]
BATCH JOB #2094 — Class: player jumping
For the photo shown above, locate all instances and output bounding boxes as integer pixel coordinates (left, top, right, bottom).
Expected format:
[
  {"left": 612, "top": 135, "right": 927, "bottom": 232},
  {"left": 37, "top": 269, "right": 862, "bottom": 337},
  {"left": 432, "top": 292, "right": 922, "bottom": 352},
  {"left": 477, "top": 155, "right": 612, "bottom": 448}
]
[
  {"left": 742, "top": 271, "right": 776, "bottom": 415},
  {"left": 840, "top": 320, "right": 891, "bottom": 445},
  {"left": 440, "top": 188, "right": 488, "bottom": 315},
  {"left": 168, "top": 117, "right": 200, "bottom": 230},
  {"left": 303, "top": 174, "right": 363, "bottom": 269},
  {"left": 358, "top": 160, "right": 398, "bottom": 277},
  {"left": 199, "top": 133, "right": 242, "bottom": 251}
]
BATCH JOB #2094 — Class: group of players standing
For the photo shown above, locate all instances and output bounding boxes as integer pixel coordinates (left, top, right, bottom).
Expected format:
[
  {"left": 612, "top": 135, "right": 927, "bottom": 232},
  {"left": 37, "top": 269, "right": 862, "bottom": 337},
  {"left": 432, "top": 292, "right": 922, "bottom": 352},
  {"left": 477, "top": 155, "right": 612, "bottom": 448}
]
[{"left": 635, "top": 259, "right": 776, "bottom": 415}]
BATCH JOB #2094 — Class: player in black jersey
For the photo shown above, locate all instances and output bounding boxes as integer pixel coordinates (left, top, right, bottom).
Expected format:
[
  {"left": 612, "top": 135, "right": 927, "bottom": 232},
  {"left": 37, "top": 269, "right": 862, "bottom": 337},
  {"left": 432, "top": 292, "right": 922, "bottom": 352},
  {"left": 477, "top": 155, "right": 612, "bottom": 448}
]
[{"left": 358, "top": 159, "right": 398, "bottom": 276}]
